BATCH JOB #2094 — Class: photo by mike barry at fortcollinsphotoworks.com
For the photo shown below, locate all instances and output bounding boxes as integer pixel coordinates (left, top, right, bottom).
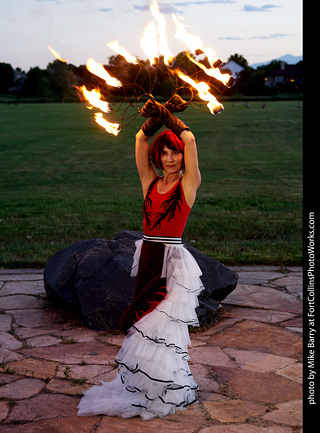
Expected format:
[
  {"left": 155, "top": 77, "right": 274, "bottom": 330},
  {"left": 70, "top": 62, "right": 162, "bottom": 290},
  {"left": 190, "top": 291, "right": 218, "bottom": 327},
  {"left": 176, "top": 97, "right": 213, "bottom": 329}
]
[{"left": 305, "top": 211, "right": 316, "bottom": 410}]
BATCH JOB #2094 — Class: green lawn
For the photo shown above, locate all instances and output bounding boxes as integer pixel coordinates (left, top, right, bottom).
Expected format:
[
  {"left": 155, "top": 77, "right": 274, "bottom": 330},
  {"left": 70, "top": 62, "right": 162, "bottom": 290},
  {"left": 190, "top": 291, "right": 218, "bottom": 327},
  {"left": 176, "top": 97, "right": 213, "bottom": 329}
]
[{"left": 0, "top": 100, "right": 302, "bottom": 267}]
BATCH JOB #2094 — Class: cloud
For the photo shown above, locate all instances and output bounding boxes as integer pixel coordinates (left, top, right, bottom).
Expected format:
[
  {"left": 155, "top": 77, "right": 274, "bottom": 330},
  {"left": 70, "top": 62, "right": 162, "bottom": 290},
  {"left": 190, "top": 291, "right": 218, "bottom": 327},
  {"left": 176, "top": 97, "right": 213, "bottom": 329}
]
[
  {"left": 218, "top": 33, "right": 289, "bottom": 41},
  {"left": 175, "top": 0, "right": 236, "bottom": 5},
  {"left": 243, "top": 4, "right": 280, "bottom": 12},
  {"left": 251, "top": 33, "right": 289, "bottom": 39},
  {"left": 133, "top": 3, "right": 181, "bottom": 14},
  {"left": 218, "top": 36, "right": 243, "bottom": 40},
  {"left": 133, "top": 1, "right": 235, "bottom": 15},
  {"left": 99, "top": 8, "right": 113, "bottom": 13}
]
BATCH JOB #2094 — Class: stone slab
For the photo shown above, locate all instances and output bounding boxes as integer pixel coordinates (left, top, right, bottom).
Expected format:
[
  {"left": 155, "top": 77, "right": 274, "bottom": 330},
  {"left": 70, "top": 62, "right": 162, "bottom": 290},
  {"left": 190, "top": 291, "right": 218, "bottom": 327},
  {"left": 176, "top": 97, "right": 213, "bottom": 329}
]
[
  {"left": 0, "top": 332, "right": 23, "bottom": 350},
  {"left": 0, "top": 295, "right": 46, "bottom": 310},
  {"left": 0, "top": 416, "right": 99, "bottom": 433},
  {"left": 272, "top": 275, "right": 302, "bottom": 293},
  {"left": 6, "top": 358, "right": 58, "bottom": 380},
  {"left": 0, "top": 373, "right": 24, "bottom": 386},
  {"left": 56, "top": 363, "right": 115, "bottom": 381},
  {"left": 0, "top": 401, "right": 9, "bottom": 422},
  {"left": 209, "top": 320, "right": 302, "bottom": 358},
  {"left": 203, "top": 399, "right": 267, "bottom": 423},
  {"left": 0, "top": 348, "right": 23, "bottom": 363},
  {"left": 279, "top": 316, "right": 303, "bottom": 328},
  {"left": 46, "top": 378, "right": 91, "bottom": 395},
  {"left": 212, "top": 366, "right": 302, "bottom": 404},
  {"left": 20, "top": 340, "right": 119, "bottom": 365},
  {"left": 26, "top": 335, "right": 62, "bottom": 347},
  {"left": 0, "top": 281, "right": 45, "bottom": 295},
  {"left": 223, "top": 284, "right": 302, "bottom": 314},
  {"left": 190, "top": 364, "right": 220, "bottom": 393},
  {"left": 96, "top": 404, "right": 206, "bottom": 432},
  {"left": 222, "top": 307, "right": 297, "bottom": 324},
  {"left": 262, "top": 399, "right": 302, "bottom": 427},
  {"left": 223, "top": 348, "right": 296, "bottom": 373},
  {"left": 199, "top": 425, "right": 293, "bottom": 433},
  {"left": 53, "top": 328, "right": 98, "bottom": 343},
  {"left": 0, "top": 377, "right": 45, "bottom": 400},
  {"left": 5, "top": 309, "right": 56, "bottom": 328},
  {"left": 276, "top": 362, "right": 303, "bottom": 384},
  {"left": 189, "top": 346, "right": 236, "bottom": 368},
  {"left": 14, "top": 327, "right": 55, "bottom": 339},
  {"left": 7, "top": 393, "right": 79, "bottom": 422},
  {"left": 236, "top": 271, "right": 285, "bottom": 284},
  {"left": 86, "top": 368, "right": 118, "bottom": 385},
  {"left": 0, "top": 314, "right": 12, "bottom": 332}
]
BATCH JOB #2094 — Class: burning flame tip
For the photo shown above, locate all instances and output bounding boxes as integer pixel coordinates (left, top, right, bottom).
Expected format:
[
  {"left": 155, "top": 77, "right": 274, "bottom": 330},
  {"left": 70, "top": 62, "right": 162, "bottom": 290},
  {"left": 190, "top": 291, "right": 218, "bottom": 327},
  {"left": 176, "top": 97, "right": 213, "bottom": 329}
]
[
  {"left": 48, "top": 45, "right": 68, "bottom": 63},
  {"left": 94, "top": 113, "right": 121, "bottom": 136},
  {"left": 86, "top": 58, "right": 122, "bottom": 88},
  {"left": 106, "top": 40, "right": 138, "bottom": 65}
]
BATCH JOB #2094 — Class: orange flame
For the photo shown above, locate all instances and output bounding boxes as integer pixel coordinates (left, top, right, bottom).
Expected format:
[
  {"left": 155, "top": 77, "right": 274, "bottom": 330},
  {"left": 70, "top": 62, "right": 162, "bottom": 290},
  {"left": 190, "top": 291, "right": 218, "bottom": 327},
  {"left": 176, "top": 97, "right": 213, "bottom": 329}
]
[
  {"left": 174, "top": 69, "right": 224, "bottom": 114},
  {"left": 94, "top": 113, "right": 121, "bottom": 136},
  {"left": 172, "top": 15, "right": 221, "bottom": 66},
  {"left": 171, "top": 15, "right": 203, "bottom": 54},
  {"left": 150, "top": 0, "right": 175, "bottom": 66},
  {"left": 71, "top": 0, "right": 232, "bottom": 135},
  {"left": 78, "top": 85, "right": 112, "bottom": 113},
  {"left": 48, "top": 45, "right": 68, "bottom": 62},
  {"left": 186, "top": 52, "right": 233, "bottom": 87},
  {"left": 140, "top": 20, "right": 158, "bottom": 66},
  {"left": 86, "top": 58, "right": 122, "bottom": 88},
  {"left": 106, "top": 40, "right": 138, "bottom": 65},
  {"left": 172, "top": 15, "right": 234, "bottom": 86}
]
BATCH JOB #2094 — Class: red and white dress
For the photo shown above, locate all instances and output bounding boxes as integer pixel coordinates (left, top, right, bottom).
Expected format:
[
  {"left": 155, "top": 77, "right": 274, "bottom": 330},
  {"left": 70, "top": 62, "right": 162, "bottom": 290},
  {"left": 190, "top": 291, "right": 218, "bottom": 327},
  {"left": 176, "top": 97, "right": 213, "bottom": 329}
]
[{"left": 78, "top": 176, "right": 204, "bottom": 420}]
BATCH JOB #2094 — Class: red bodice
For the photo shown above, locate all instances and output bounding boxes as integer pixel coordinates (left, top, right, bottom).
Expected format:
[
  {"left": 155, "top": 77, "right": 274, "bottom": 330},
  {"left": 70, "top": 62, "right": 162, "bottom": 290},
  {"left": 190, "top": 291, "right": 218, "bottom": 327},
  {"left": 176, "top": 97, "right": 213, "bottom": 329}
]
[{"left": 143, "top": 177, "right": 191, "bottom": 238}]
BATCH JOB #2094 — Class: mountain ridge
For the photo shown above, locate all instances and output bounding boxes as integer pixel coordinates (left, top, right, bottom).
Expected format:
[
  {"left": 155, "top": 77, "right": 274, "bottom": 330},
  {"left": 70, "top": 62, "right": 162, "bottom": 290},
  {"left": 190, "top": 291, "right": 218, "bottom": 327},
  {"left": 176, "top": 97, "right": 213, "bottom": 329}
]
[{"left": 250, "top": 54, "right": 303, "bottom": 69}]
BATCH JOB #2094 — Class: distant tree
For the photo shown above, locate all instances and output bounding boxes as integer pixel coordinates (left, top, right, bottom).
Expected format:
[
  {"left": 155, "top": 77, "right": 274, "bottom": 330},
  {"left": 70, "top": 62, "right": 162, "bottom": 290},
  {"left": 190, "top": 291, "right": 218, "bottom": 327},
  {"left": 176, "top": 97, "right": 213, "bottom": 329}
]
[
  {"left": 47, "top": 60, "right": 78, "bottom": 101},
  {"left": 21, "top": 67, "right": 50, "bottom": 98},
  {"left": 0, "top": 62, "right": 15, "bottom": 93},
  {"left": 256, "top": 60, "right": 282, "bottom": 75},
  {"left": 227, "top": 54, "right": 249, "bottom": 69}
]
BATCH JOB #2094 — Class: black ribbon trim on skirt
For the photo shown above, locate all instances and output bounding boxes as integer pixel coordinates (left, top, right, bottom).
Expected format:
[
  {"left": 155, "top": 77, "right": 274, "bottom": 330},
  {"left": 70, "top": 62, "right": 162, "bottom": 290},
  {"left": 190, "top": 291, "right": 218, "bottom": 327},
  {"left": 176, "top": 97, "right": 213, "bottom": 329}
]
[
  {"left": 168, "top": 274, "right": 205, "bottom": 294},
  {"left": 117, "top": 360, "right": 198, "bottom": 392},
  {"left": 129, "top": 325, "right": 189, "bottom": 359},
  {"left": 131, "top": 395, "right": 198, "bottom": 410},
  {"left": 115, "top": 360, "right": 174, "bottom": 384},
  {"left": 124, "top": 381, "right": 198, "bottom": 396},
  {"left": 155, "top": 307, "right": 199, "bottom": 325}
]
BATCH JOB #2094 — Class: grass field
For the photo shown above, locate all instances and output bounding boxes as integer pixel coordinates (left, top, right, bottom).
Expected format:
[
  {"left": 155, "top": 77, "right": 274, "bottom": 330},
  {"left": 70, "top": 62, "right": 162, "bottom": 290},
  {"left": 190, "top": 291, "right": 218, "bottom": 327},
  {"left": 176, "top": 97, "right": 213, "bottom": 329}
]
[{"left": 0, "top": 100, "right": 302, "bottom": 267}]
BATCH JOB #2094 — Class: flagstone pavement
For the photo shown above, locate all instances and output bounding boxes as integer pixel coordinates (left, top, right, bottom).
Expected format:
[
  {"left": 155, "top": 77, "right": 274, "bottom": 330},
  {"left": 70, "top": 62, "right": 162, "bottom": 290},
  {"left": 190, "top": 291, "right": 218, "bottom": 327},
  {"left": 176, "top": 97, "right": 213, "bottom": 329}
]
[{"left": 0, "top": 266, "right": 302, "bottom": 432}]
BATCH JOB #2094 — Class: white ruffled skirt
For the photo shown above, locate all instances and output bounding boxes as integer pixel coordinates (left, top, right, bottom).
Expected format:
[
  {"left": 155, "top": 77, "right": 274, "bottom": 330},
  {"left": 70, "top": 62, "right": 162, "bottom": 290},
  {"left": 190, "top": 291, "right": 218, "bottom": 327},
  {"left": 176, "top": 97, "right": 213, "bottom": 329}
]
[{"left": 77, "top": 239, "right": 204, "bottom": 420}]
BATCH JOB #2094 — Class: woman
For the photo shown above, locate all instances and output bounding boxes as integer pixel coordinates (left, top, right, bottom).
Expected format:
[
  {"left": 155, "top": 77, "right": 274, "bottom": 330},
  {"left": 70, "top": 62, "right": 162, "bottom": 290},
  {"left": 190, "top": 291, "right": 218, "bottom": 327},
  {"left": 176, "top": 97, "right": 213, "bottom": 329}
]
[{"left": 78, "top": 98, "right": 204, "bottom": 420}]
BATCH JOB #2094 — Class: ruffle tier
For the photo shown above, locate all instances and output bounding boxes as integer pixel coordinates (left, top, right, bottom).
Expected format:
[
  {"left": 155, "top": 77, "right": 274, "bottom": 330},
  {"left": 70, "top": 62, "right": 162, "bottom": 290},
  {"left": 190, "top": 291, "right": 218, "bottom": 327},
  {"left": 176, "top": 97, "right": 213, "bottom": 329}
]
[{"left": 77, "top": 240, "right": 204, "bottom": 420}]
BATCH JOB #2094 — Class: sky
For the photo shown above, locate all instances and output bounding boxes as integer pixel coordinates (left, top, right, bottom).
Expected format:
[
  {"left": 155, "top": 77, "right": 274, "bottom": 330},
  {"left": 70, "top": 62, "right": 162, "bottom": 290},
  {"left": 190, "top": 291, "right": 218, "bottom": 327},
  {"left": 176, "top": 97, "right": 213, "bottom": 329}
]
[{"left": 0, "top": 0, "right": 302, "bottom": 72}]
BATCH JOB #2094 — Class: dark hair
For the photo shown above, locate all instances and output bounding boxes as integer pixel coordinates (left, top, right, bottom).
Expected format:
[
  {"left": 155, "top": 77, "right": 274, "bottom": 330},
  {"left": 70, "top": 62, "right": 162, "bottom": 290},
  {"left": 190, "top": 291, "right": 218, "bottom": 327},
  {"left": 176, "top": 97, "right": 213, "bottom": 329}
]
[{"left": 150, "top": 130, "right": 185, "bottom": 170}]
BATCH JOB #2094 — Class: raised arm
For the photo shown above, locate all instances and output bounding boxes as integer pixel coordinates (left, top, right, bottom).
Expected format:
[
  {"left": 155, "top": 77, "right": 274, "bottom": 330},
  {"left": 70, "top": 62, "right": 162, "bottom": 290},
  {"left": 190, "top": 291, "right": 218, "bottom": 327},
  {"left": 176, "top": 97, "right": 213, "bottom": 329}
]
[
  {"left": 161, "top": 110, "right": 201, "bottom": 208},
  {"left": 135, "top": 129, "right": 158, "bottom": 199},
  {"left": 180, "top": 129, "right": 201, "bottom": 208}
]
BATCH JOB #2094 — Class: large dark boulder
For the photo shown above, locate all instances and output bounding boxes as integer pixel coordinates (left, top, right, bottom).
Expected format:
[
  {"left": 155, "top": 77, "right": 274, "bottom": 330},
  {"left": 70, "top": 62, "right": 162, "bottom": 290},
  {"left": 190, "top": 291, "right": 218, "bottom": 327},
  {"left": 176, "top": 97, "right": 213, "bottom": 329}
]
[{"left": 44, "top": 231, "right": 238, "bottom": 330}]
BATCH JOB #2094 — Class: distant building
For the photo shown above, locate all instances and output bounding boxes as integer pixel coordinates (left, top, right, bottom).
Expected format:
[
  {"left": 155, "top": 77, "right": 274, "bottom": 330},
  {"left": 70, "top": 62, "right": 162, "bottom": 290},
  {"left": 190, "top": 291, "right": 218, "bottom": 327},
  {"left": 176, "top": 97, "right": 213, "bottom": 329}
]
[
  {"left": 265, "top": 62, "right": 303, "bottom": 91},
  {"left": 220, "top": 61, "right": 244, "bottom": 78},
  {"left": 8, "top": 69, "right": 27, "bottom": 92}
]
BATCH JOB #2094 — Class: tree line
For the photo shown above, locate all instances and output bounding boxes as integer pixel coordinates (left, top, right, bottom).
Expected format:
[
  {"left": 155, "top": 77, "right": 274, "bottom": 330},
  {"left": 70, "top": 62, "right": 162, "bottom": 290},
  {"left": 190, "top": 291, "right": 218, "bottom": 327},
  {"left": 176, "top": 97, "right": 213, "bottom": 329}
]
[{"left": 0, "top": 53, "right": 303, "bottom": 102}]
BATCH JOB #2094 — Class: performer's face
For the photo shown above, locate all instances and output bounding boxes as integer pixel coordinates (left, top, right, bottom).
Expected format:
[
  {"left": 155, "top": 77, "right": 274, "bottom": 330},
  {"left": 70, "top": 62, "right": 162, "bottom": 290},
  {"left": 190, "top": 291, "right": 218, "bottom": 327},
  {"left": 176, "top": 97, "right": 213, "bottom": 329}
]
[{"left": 160, "top": 146, "right": 183, "bottom": 173}]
